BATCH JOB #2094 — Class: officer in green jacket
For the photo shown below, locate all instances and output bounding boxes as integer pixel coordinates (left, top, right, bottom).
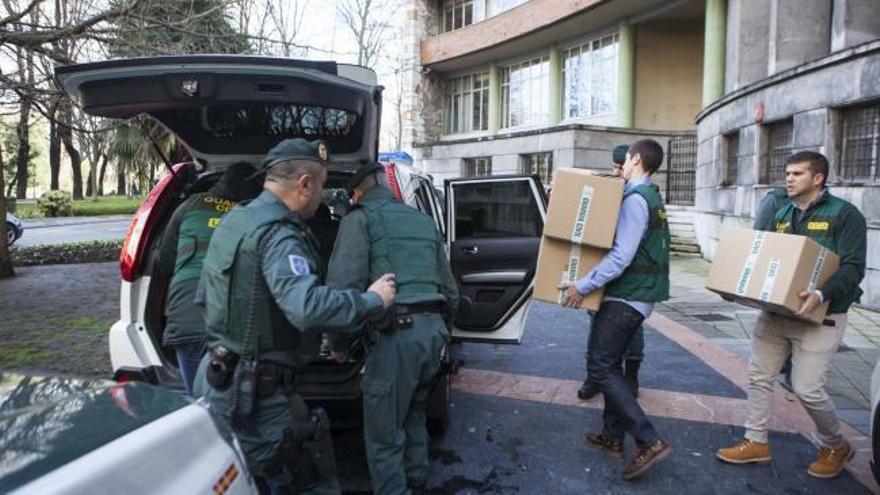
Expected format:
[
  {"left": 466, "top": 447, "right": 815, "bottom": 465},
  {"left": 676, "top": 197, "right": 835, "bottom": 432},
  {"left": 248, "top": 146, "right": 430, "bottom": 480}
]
[
  {"left": 155, "top": 162, "right": 262, "bottom": 395},
  {"left": 717, "top": 151, "right": 867, "bottom": 479},
  {"left": 326, "top": 162, "right": 459, "bottom": 495},
  {"left": 192, "top": 139, "right": 397, "bottom": 494}
]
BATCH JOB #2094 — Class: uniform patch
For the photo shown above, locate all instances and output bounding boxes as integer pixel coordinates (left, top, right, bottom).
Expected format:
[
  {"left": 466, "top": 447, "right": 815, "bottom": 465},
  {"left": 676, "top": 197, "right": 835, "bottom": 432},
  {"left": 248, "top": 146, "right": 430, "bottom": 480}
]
[
  {"left": 288, "top": 255, "right": 310, "bottom": 276},
  {"left": 807, "top": 221, "right": 829, "bottom": 231}
]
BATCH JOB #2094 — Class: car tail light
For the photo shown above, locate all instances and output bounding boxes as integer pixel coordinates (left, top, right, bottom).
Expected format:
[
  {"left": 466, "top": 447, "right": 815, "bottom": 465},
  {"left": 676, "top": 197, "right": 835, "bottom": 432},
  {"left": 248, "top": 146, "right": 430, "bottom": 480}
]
[
  {"left": 119, "top": 163, "right": 193, "bottom": 282},
  {"left": 383, "top": 162, "right": 404, "bottom": 201}
]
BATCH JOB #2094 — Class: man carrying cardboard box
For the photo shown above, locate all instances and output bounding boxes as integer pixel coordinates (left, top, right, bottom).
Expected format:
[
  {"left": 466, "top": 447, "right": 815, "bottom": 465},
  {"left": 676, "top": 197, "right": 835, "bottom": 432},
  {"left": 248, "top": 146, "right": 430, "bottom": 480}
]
[
  {"left": 562, "top": 139, "right": 672, "bottom": 480},
  {"left": 717, "top": 151, "right": 867, "bottom": 479},
  {"left": 578, "top": 144, "right": 646, "bottom": 400}
]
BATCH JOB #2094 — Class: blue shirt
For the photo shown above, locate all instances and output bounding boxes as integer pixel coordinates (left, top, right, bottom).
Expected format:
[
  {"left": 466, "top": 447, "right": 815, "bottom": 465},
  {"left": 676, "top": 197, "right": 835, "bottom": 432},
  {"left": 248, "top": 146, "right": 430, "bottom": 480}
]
[{"left": 574, "top": 176, "right": 654, "bottom": 318}]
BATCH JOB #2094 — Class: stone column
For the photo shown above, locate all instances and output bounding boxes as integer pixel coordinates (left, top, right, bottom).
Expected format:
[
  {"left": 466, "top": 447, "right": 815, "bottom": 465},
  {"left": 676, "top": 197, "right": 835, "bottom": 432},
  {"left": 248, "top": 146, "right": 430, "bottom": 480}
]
[
  {"left": 768, "top": 0, "right": 832, "bottom": 74},
  {"left": 831, "top": 0, "right": 880, "bottom": 51},
  {"left": 488, "top": 63, "right": 502, "bottom": 133},
  {"left": 548, "top": 46, "right": 563, "bottom": 125},
  {"left": 617, "top": 22, "right": 635, "bottom": 128},
  {"left": 702, "top": 0, "right": 727, "bottom": 107}
]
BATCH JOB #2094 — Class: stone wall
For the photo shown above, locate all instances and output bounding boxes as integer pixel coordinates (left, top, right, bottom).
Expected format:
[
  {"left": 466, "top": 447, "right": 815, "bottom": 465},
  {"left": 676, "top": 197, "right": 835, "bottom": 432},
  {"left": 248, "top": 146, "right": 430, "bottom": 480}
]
[{"left": 695, "top": 43, "right": 880, "bottom": 309}]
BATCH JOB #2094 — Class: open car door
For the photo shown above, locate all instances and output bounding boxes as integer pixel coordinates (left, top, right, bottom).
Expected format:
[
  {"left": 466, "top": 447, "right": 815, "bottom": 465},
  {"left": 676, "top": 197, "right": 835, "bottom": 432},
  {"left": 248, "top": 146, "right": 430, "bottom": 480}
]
[{"left": 445, "top": 175, "right": 546, "bottom": 343}]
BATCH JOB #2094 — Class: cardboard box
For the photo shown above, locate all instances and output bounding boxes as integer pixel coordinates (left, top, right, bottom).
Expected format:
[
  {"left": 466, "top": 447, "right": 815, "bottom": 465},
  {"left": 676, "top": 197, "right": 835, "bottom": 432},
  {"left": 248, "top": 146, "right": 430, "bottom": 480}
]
[
  {"left": 706, "top": 228, "right": 840, "bottom": 324},
  {"left": 544, "top": 168, "right": 624, "bottom": 249},
  {"left": 533, "top": 236, "right": 605, "bottom": 311}
]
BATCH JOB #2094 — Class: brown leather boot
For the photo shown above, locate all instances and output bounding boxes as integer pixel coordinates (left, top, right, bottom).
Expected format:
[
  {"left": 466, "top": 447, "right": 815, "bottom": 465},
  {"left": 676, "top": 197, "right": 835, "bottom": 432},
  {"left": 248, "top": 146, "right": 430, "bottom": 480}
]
[
  {"left": 585, "top": 433, "right": 623, "bottom": 460},
  {"left": 716, "top": 439, "right": 772, "bottom": 464},
  {"left": 807, "top": 440, "right": 854, "bottom": 479},
  {"left": 623, "top": 439, "right": 672, "bottom": 480}
]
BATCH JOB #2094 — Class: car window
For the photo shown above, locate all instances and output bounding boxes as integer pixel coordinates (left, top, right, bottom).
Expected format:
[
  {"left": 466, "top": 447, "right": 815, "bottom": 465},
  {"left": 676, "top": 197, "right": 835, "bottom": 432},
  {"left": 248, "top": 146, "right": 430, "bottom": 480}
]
[{"left": 453, "top": 180, "right": 542, "bottom": 239}]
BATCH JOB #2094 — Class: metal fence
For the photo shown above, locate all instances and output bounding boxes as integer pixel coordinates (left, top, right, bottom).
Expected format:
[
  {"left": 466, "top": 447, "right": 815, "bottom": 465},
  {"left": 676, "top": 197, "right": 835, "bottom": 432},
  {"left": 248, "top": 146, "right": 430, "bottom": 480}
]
[
  {"left": 841, "top": 103, "right": 880, "bottom": 180},
  {"left": 666, "top": 134, "right": 697, "bottom": 206}
]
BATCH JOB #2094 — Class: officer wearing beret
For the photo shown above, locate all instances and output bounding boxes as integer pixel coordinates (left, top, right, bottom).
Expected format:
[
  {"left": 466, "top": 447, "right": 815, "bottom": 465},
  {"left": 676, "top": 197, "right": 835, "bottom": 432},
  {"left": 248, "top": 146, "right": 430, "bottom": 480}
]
[
  {"left": 193, "top": 139, "right": 397, "bottom": 494},
  {"left": 327, "top": 162, "right": 459, "bottom": 495}
]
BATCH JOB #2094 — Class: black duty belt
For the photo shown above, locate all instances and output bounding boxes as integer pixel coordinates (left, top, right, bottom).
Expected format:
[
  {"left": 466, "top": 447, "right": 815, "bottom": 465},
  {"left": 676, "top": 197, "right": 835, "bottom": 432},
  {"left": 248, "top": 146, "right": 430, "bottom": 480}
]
[
  {"left": 257, "top": 361, "right": 299, "bottom": 397},
  {"left": 394, "top": 302, "right": 446, "bottom": 315}
]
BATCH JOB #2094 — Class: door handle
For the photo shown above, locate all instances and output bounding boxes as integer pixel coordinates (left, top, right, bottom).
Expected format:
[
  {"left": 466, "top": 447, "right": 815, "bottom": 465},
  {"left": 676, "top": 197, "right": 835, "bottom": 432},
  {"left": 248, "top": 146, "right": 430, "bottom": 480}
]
[{"left": 461, "top": 245, "right": 479, "bottom": 255}]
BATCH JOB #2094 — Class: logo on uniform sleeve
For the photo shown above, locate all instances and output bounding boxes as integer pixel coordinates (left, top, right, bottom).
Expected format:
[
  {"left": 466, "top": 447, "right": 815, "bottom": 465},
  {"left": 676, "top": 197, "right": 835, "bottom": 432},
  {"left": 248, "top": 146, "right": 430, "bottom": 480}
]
[{"left": 288, "top": 255, "right": 310, "bottom": 276}]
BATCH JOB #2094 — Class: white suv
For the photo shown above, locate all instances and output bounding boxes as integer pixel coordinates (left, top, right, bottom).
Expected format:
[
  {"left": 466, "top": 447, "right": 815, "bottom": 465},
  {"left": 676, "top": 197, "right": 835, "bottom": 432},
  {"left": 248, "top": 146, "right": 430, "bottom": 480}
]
[{"left": 56, "top": 55, "right": 547, "bottom": 430}]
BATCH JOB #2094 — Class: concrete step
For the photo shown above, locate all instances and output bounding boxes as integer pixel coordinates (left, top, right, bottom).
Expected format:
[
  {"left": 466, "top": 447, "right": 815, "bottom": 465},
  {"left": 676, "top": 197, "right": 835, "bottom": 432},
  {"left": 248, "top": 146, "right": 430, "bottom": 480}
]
[
  {"left": 669, "top": 224, "right": 695, "bottom": 234},
  {"left": 670, "top": 251, "right": 702, "bottom": 258},
  {"left": 671, "top": 243, "right": 701, "bottom": 254},
  {"left": 671, "top": 235, "right": 697, "bottom": 244}
]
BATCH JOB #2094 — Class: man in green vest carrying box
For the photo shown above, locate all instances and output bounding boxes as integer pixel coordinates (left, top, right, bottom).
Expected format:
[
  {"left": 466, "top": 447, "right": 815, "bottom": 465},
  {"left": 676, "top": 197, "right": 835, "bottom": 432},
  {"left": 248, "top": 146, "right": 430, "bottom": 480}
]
[
  {"left": 562, "top": 139, "right": 672, "bottom": 480},
  {"left": 717, "top": 151, "right": 867, "bottom": 479}
]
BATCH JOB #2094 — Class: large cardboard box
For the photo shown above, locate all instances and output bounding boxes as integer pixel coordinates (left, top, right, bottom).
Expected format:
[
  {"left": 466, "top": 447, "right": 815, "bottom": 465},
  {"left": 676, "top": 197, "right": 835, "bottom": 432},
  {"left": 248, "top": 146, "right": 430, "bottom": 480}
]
[
  {"left": 533, "top": 236, "right": 605, "bottom": 311},
  {"left": 544, "top": 168, "right": 624, "bottom": 249},
  {"left": 706, "top": 228, "right": 840, "bottom": 323}
]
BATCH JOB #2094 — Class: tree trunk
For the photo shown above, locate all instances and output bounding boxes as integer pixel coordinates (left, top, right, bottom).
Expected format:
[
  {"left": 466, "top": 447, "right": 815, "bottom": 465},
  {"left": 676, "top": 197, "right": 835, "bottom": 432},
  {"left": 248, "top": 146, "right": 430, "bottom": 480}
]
[
  {"left": 0, "top": 144, "right": 15, "bottom": 279},
  {"left": 98, "top": 153, "right": 108, "bottom": 196},
  {"left": 117, "top": 165, "right": 126, "bottom": 196},
  {"left": 86, "top": 170, "right": 94, "bottom": 197},
  {"left": 14, "top": 97, "right": 31, "bottom": 200},
  {"left": 88, "top": 158, "right": 97, "bottom": 200},
  {"left": 49, "top": 116, "right": 61, "bottom": 190},
  {"left": 59, "top": 105, "right": 83, "bottom": 200}
]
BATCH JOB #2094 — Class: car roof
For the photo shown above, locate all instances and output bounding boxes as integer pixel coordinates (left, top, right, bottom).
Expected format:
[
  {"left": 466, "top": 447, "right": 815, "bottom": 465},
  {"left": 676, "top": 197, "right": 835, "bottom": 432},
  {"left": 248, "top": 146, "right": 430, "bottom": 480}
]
[{"left": 0, "top": 372, "right": 190, "bottom": 492}]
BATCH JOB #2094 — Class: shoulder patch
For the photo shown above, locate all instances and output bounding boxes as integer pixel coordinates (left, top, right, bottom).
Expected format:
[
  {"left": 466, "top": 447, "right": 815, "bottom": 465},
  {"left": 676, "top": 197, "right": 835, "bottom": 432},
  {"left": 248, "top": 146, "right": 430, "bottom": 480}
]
[{"left": 288, "top": 254, "right": 310, "bottom": 276}]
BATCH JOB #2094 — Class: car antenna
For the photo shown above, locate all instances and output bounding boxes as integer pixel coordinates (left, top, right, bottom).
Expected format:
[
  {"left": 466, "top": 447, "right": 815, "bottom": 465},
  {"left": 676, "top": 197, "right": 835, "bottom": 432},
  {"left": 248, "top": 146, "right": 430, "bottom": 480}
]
[{"left": 146, "top": 130, "right": 177, "bottom": 180}]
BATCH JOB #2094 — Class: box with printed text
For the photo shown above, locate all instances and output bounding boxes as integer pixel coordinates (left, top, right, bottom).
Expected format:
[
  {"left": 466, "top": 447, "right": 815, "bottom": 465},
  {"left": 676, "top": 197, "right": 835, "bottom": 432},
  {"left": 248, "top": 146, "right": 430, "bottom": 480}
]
[
  {"left": 533, "top": 236, "right": 605, "bottom": 311},
  {"left": 543, "top": 169, "right": 624, "bottom": 249},
  {"left": 706, "top": 228, "right": 840, "bottom": 324}
]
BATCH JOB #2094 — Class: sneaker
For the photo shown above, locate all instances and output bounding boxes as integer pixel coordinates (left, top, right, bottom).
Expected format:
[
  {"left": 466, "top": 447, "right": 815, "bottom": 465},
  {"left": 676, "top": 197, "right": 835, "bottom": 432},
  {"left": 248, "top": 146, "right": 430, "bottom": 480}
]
[
  {"left": 585, "top": 433, "right": 623, "bottom": 461},
  {"left": 622, "top": 439, "right": 672, "bottom": 480},
  {"left": 577, "top": 379, "right": 600, "bottom": 400},
  {"left": 807, "top": 440, "right": 854, "bottom": 479},
  {"left": 716, "top": 439, "right": 772, "bottom": 464}
]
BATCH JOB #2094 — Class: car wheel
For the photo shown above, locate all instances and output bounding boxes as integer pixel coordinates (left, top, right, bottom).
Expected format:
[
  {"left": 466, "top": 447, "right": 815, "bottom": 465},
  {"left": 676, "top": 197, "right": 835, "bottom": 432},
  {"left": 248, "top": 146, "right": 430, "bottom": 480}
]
[
  {"left": 6, "top": 223, "right": 16, "bottom": 246},
  {"left": 426, "top": 371, "right": 450, "bottom": 436}
]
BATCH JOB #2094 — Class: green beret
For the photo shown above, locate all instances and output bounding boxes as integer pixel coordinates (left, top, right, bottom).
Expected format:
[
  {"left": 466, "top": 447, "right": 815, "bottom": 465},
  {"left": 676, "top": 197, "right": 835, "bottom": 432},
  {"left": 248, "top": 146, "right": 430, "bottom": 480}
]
[
  {"left": 346, "top": 161, "right": 384, "bottom": 194},
  {"left": 612, "top": 144, "right": 629, "bottom": 165},
  {"left": 259, "top": 138, "right": 330, "bottom": 172}
]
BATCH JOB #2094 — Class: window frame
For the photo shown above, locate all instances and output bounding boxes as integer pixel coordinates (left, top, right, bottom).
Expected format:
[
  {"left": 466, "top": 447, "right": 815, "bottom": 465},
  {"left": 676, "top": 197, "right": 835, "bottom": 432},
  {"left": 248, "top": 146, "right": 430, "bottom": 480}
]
[
  {"left": 723, "top": 131, "right": 740, "bottom": 186},
  {"left": 561, "top": 33, "right": 619, "bottom": 121},
  {"left": 442, "top": 0, "right": 476, "bottom": 33},
  {"left": 462, "top": 157, "right": 493, "bottom": 178},
  {"left": 765, "top": 119, "right": 794, "bottom": 185},
  {"left": 839, "top": 102, "right": 880, "bottom": 182},
  {"left": 501, "top": 55, "right": 551, "bottom": 129},
  {"left": 443, "top": 71, "right": 490, "bottom": 135},
  {"left": 519, "top": 152, "right": 554, "bottom": 187}
]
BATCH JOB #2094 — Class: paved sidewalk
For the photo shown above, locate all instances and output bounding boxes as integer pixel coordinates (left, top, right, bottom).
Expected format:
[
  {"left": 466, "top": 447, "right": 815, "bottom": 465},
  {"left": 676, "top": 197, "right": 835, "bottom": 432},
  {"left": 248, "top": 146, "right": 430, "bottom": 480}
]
[
  {"left": 660, "top": 255, "right": 880, "bottom": 435},
  {"left": 22, "top": 214, "right": 132, "bottom": 229}
]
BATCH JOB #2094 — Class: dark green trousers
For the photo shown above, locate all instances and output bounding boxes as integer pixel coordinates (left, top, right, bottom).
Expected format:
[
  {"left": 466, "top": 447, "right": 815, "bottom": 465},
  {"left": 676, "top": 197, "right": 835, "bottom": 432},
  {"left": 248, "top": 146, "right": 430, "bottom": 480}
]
[{"left": 363, "top": 313, "right": 449, "bottom": 495}]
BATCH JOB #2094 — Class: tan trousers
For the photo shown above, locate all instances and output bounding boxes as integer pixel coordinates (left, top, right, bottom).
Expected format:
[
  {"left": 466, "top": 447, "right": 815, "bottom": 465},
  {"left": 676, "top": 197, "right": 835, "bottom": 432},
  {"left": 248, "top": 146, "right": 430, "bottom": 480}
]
[{"left": 744, "top": 311, "right": 847, "bottom": 448}]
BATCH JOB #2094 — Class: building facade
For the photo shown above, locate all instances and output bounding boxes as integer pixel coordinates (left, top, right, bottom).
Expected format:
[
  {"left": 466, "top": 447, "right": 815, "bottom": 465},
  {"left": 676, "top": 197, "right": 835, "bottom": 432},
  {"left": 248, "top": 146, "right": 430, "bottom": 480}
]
[
  {"left": 694, "top": 0, "right": 880, "bottom": 308},
  {"left": 400, "top": 0, "right": 720, "bottom": 196}
]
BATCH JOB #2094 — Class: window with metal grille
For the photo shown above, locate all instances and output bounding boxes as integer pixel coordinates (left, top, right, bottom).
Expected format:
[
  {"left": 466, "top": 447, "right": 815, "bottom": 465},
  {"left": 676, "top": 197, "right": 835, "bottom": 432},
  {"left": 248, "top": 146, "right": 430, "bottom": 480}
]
[
  {"left": 724, "top": 132, "right": 740, "bottom": 185},
  {"left": 841, "top": 103, "right": 880, "bottom": 181},
  {"left": 502, "top": 56, "right": 550, "bottom": 128},
  {"left": 442, "top": 0, "right": 475, "bottom": 33},
  {"left": 463, "top": 157, "right": 492, "bottom": 178},
  {"left": 443, "top": 71, "right": 490, "bottom": 135},
  {"left": 520, "top": 152, "right": 553, "bottom": 186},
  {"left": 767, "top": 119, "right": 793, "bottom": 184}
]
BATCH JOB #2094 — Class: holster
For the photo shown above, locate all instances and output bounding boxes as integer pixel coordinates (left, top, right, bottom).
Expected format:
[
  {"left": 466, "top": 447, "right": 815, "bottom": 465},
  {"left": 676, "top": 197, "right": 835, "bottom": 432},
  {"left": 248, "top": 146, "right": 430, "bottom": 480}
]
[
  {"left": 206, "top": 346, "right": 239, "bottom": 391},
  {"left": 229, "top": 357, "right": 258, "bottom": 427},
  {"left": 264, "top": 407, "right": 337, "bottom": 492}
]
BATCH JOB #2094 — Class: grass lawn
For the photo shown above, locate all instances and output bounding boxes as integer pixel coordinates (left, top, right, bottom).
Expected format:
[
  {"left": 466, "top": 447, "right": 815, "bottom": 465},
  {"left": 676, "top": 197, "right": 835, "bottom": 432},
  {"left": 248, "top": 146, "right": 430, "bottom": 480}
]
[{"left": 14, "top": 195, "right": 145, "bottom": 218}]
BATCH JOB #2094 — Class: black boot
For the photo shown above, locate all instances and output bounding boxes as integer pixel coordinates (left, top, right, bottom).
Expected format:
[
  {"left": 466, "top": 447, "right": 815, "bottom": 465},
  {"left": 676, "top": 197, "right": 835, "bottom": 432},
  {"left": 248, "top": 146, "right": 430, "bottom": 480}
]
[
  {"left": 623, "top": 360, "right": 640, "bottom": 398},
  {"left": 577, "top": 379, "right": 600, "bottom": 400}
]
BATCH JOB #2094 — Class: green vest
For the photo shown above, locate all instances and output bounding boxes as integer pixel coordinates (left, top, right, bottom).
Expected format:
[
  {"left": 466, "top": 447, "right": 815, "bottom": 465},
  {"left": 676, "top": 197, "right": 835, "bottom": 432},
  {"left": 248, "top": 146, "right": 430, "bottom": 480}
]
[
  {"left": 200, "top": 200, "right": 318, "bottom": 367},
  {"left": 773, "top": 192, "right": 862, "bottom": 312},
  {"left": 358, "top": 189, "right": 444, "bottom": 304},
  {"left": 172, "top": 193, "right": 236, "bottom": 285},
  {"left": 604, "top": 183, "right": 670, "bottom": 302}
]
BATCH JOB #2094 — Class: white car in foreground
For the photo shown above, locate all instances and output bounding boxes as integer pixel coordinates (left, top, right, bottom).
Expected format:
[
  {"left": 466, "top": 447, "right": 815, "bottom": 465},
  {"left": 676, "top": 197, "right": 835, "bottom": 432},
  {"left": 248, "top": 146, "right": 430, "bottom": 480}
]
[{"left": 0, "top": 372, "right": 257, "bottom": 494}]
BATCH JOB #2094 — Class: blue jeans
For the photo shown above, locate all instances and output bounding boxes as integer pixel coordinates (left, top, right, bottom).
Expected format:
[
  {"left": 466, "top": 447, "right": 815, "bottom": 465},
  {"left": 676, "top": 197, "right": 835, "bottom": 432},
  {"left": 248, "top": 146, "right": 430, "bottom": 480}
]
[
  {"left": 588, "top": 301, "right": 659, "bottom": 445},
  {"left": 175, "top": 342, "right": 203, "bottom": 397}
]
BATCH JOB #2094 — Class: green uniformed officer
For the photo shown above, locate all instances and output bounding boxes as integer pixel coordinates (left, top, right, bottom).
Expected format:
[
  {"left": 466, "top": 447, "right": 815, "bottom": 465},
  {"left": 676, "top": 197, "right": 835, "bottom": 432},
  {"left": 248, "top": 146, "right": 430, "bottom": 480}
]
[
  {"left": 192, "top": 139, "right": 397, "bottom": 494},
  {"left": 327, "top": 162, "right": 459, "bottom": 495},
  {"left": 155, "top": 161, "right": 262, "bottom": 396}
]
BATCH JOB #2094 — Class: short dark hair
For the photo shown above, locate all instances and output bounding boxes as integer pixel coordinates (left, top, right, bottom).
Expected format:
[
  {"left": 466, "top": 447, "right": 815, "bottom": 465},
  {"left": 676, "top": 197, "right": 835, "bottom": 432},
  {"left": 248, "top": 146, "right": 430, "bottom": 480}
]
[
  {"left": 629, "top": 139, "right": 664, "bottom": 175},
  {"left": 786, "top": 151, "right": 828, "bottom": 186}
]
